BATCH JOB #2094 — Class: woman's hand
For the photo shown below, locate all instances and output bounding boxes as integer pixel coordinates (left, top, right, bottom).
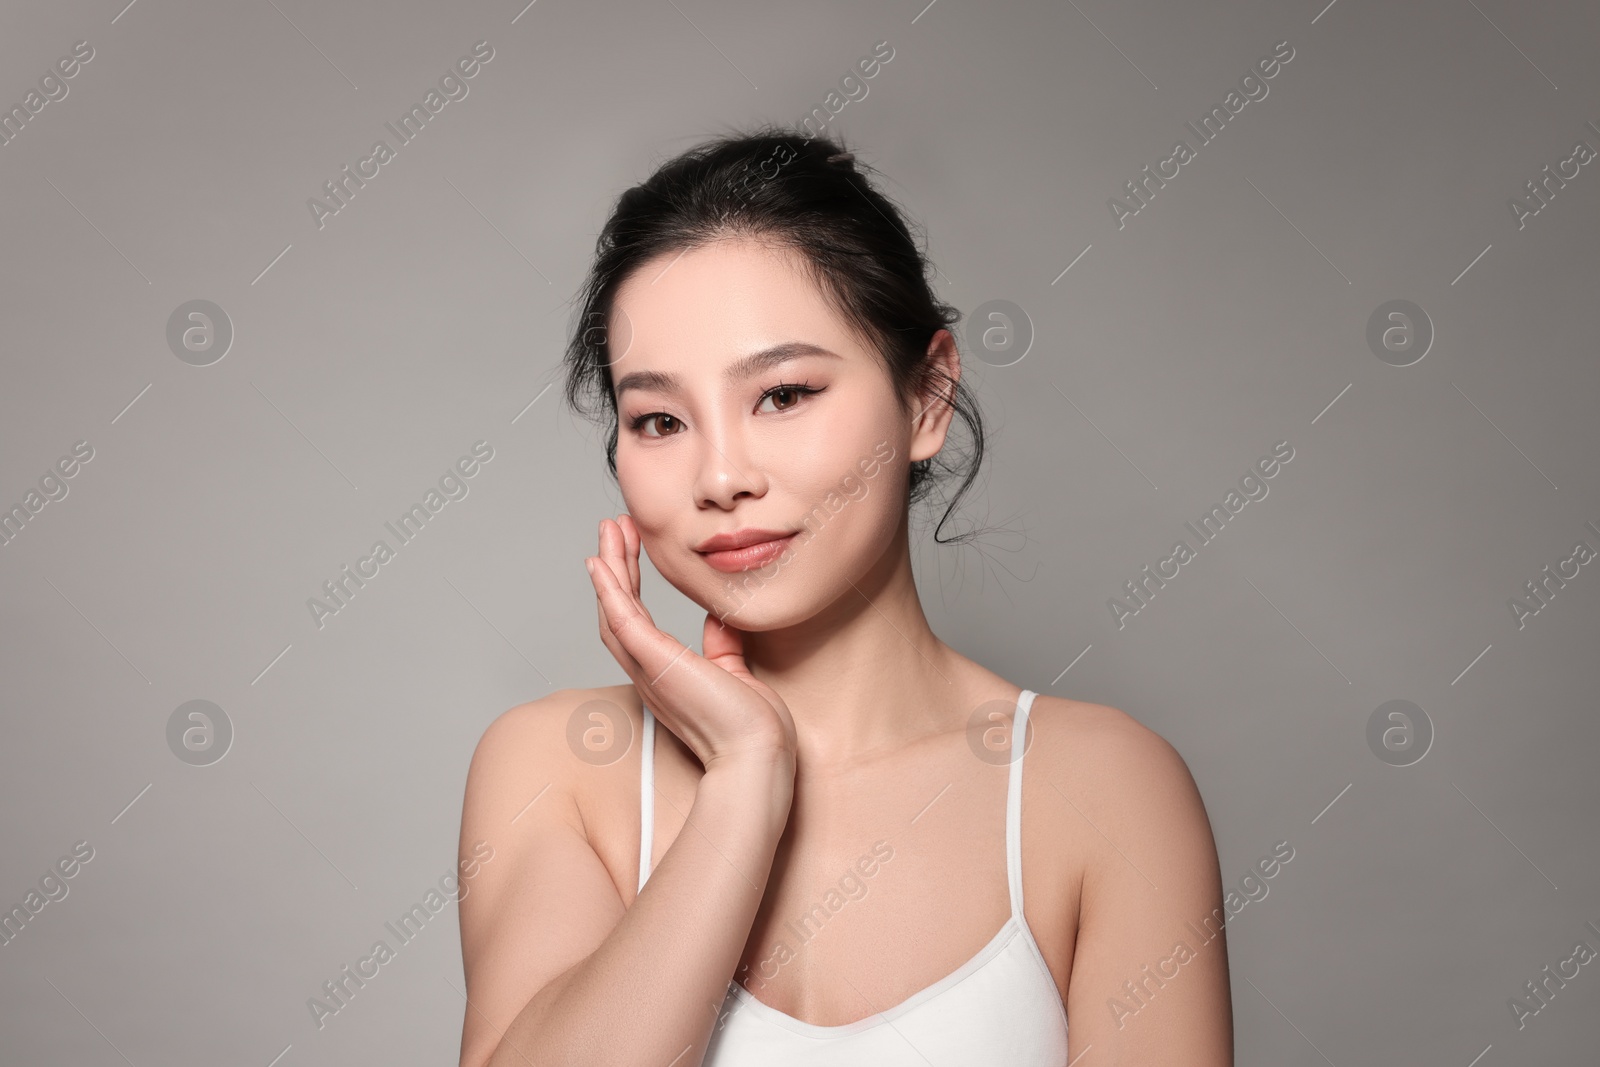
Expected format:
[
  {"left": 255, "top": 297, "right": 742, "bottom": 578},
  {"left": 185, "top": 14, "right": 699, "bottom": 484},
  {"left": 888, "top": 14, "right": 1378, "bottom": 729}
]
[{"left": 585, "top": 514, "right": 797, "bottom": 771}]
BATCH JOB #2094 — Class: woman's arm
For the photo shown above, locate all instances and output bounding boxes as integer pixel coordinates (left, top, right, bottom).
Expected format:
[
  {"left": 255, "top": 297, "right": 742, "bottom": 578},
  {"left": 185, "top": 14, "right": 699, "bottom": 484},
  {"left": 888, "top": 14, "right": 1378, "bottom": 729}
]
[
  {"left": 1061, "top": 710, "right": 1234, "bottom": 1064},
  {"left": 456, "top": 691, "right": 794, "bottom": 1067}
]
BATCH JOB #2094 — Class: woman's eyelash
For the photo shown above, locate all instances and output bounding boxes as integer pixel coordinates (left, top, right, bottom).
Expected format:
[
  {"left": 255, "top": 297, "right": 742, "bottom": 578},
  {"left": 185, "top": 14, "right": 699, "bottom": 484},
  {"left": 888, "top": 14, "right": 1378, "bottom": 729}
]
[
  {"left": 627, "top": 381, "right": 823, "bottom": 433},
  {"left": 759, "top": 380, "right": 822, "bottom": 408}
]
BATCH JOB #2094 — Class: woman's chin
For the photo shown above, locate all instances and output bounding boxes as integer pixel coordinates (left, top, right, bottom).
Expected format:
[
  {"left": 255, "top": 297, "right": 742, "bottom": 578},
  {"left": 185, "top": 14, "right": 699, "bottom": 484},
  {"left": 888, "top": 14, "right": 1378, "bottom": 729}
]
[{"left": 695, "top": 584, "right": 817, "bottom": 632}]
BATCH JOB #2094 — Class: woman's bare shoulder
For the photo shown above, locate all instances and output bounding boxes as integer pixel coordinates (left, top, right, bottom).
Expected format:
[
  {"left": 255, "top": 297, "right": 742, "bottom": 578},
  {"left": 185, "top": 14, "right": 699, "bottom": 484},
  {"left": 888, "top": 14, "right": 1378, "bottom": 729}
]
[
  {"left": 462, "top": 684, "right": 651, "bottom": 897},
  {"left": 465, "top": 686, "right": 644, "bottom": 813},
  {"left": 1024, "top": 693, "right": 1209, "bottom": 834},
  {"left": 477, "top": 683, "right": 640, "bottom": 738},
  {"left": 1026, "top": 695, "right": 1228, "bottom": 1060},
  {"left": 455, "top": 686, "right": 650, "bottom": 1065},
  {"left": 1028, "top": 690, "right": 1183, "bottom": 757}
]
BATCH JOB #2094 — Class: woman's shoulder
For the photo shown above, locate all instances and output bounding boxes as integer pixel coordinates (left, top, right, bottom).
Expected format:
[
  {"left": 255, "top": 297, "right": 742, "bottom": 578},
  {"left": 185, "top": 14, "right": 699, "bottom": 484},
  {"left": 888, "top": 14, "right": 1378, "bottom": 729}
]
[
  {"left": 475, "top": 683, "right": 642, "bottom": 734},
  {"left": 1022, "top": 694, "right": 1228, "bottom": 1056},
  {"left": 1026, "top": 692, "right": 1176, "bottom": 757},
  {"left": 1024, "top": 692, "right": 1210, "bottom": 838},
  {"left": 1024, "top": 692, "right": 1220, "bottom": 921},
  {"left": 469, "top": 683, "right": 645, "bottom": 778},
  {"left": 463, "top": 685, "right": 651, "bottom": 879}
]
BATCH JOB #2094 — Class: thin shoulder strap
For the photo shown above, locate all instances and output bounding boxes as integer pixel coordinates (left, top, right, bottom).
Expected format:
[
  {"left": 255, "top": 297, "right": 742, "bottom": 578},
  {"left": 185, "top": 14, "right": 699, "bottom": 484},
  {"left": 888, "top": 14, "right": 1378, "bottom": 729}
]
[
  {"left": 638, "top": 704, "right": 656, "bottom": 893},
  {"left": 1005, "top": 689, "right": 1038, "bottom": 922}
]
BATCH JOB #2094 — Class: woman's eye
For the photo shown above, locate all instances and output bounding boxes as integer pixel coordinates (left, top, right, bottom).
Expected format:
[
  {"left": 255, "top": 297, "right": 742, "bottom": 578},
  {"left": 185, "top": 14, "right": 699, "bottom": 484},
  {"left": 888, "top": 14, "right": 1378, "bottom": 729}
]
[
  {"left": 631, "top": 385, "right": 818, "bottom": 437},
  {"left": 757, "top": 385, "right": 817, "bottom": 414},
  {"left": 634, "top": 413, "right": 682, "bottom": 438}
]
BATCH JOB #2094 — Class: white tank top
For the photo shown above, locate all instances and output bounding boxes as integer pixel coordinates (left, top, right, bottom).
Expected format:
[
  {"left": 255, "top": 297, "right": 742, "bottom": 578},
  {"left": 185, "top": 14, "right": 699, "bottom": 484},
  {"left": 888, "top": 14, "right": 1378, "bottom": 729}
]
[{"left": 637, "top": 688, "right": 1071, "bottom": 1065}]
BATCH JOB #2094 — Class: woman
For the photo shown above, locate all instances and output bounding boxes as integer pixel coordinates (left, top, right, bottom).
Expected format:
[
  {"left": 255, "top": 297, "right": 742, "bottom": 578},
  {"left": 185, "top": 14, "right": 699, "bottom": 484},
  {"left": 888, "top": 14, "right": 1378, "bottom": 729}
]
[{"left": 456, "top": 127, "right": 1233, "bottom": 1066}]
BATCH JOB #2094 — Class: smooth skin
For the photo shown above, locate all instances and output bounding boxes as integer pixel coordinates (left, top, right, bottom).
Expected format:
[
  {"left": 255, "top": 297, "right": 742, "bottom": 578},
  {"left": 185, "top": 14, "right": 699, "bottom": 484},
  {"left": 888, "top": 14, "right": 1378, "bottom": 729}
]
[{"left": 456, "top": 236, "right": 1233, "bottom": 1066}]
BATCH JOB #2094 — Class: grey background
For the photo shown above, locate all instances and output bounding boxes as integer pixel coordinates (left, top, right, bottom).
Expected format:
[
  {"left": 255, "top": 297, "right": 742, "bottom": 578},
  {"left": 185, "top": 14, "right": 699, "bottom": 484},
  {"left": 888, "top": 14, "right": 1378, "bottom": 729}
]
[{"left": 2, "top": 0, "right": 1597, "bottom": 1063}]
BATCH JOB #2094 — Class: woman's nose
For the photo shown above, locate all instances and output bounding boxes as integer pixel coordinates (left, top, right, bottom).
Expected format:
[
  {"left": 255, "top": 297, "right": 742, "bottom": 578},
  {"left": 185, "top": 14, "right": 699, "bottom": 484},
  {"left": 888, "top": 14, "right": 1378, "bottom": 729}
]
[{"left": 691, "top": 422, "right": 765, "bottom": 508}]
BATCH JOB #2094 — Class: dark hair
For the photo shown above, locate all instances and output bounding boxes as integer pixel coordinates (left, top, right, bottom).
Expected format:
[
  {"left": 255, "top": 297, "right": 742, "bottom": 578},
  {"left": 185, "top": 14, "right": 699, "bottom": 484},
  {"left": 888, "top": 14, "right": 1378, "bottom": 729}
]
[{"left": 562, "top": 123, "right": 988, "bottom": 546}]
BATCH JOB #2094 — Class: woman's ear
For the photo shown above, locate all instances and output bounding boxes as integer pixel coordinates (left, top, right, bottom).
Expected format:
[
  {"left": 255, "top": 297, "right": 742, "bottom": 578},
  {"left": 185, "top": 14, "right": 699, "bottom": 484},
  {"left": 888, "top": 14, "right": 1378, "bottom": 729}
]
[{"left": 908, "top": 329, "right": 961, "bottom": 464}]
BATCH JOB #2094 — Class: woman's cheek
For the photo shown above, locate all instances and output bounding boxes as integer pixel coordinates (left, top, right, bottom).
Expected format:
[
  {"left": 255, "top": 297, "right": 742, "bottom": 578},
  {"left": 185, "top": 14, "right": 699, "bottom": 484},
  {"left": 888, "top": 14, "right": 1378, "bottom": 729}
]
[{"left": 617, "top": 449, "right": 679, "bottom": 517}]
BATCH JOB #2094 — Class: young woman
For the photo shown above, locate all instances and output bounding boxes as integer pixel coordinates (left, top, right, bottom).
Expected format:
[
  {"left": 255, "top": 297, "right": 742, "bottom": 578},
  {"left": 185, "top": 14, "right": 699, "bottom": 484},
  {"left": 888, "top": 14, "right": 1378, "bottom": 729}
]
[{"left": 457, "top": 127, "right": 1233, "bottom": 1067}]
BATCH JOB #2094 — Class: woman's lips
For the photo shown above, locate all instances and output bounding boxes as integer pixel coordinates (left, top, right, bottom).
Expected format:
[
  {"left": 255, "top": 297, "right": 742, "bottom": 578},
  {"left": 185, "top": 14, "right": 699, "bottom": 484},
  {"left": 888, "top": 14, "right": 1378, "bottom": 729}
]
[{"left": 697, "top": 532, "right": 798, "bottom": 573}]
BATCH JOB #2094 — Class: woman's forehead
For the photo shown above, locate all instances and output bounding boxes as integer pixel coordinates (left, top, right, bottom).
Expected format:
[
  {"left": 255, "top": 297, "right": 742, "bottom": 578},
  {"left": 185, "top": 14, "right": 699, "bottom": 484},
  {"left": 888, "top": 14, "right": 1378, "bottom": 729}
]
[
  {"left": 610, "top": 242, "right": 866, "bottom": 371},
  {"left": 616, "top": 239, "right": 819, "bottom": 317}
]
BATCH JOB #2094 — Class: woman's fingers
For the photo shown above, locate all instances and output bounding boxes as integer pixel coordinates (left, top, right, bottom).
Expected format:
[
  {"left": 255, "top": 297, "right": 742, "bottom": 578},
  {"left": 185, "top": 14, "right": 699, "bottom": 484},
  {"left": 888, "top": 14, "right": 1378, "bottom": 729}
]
[
  {"left": 618, "top": 514, "right": 642, "bottom": 597},
  {"left": 596, "top": 519, "right": 621, "bottom": 585},
  {"left": 594, "top": 520, "right": 630, "bottom": 620},
  {"left": 586, "top": 548, "right": 689, "bottom": 689},
  {"left": 589, "top": 557, "right": 645, "bottom": 678},
  {"left": 589, "top": 515, "right": 791, "bottom": 765},
  {"left": 599, "top": 517, "right": 653, "bottom": 628},
  {"left": 588, "top": 521, "right": 646, "bottom": 680}
]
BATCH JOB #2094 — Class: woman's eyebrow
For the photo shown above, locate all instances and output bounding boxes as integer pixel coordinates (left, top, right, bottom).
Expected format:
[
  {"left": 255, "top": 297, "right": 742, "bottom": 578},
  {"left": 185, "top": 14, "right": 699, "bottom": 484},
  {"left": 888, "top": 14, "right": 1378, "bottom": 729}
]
[{"left": 613, "top": 342, "right": 841, "bottom": 399}]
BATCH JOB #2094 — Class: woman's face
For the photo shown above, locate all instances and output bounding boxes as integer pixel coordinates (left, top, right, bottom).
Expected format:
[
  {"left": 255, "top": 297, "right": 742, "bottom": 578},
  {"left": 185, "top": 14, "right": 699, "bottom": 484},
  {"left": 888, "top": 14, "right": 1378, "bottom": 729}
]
[{"left": 606, "top": 236, "right": 951, "bottom": 630}]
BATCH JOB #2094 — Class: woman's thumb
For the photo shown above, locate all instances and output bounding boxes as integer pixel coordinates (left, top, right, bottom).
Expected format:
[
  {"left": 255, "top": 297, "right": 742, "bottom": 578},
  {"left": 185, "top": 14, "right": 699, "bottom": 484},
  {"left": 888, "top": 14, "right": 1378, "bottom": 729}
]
[{"left": 701, "top": 612, "right": 751, "bottom": 678}]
